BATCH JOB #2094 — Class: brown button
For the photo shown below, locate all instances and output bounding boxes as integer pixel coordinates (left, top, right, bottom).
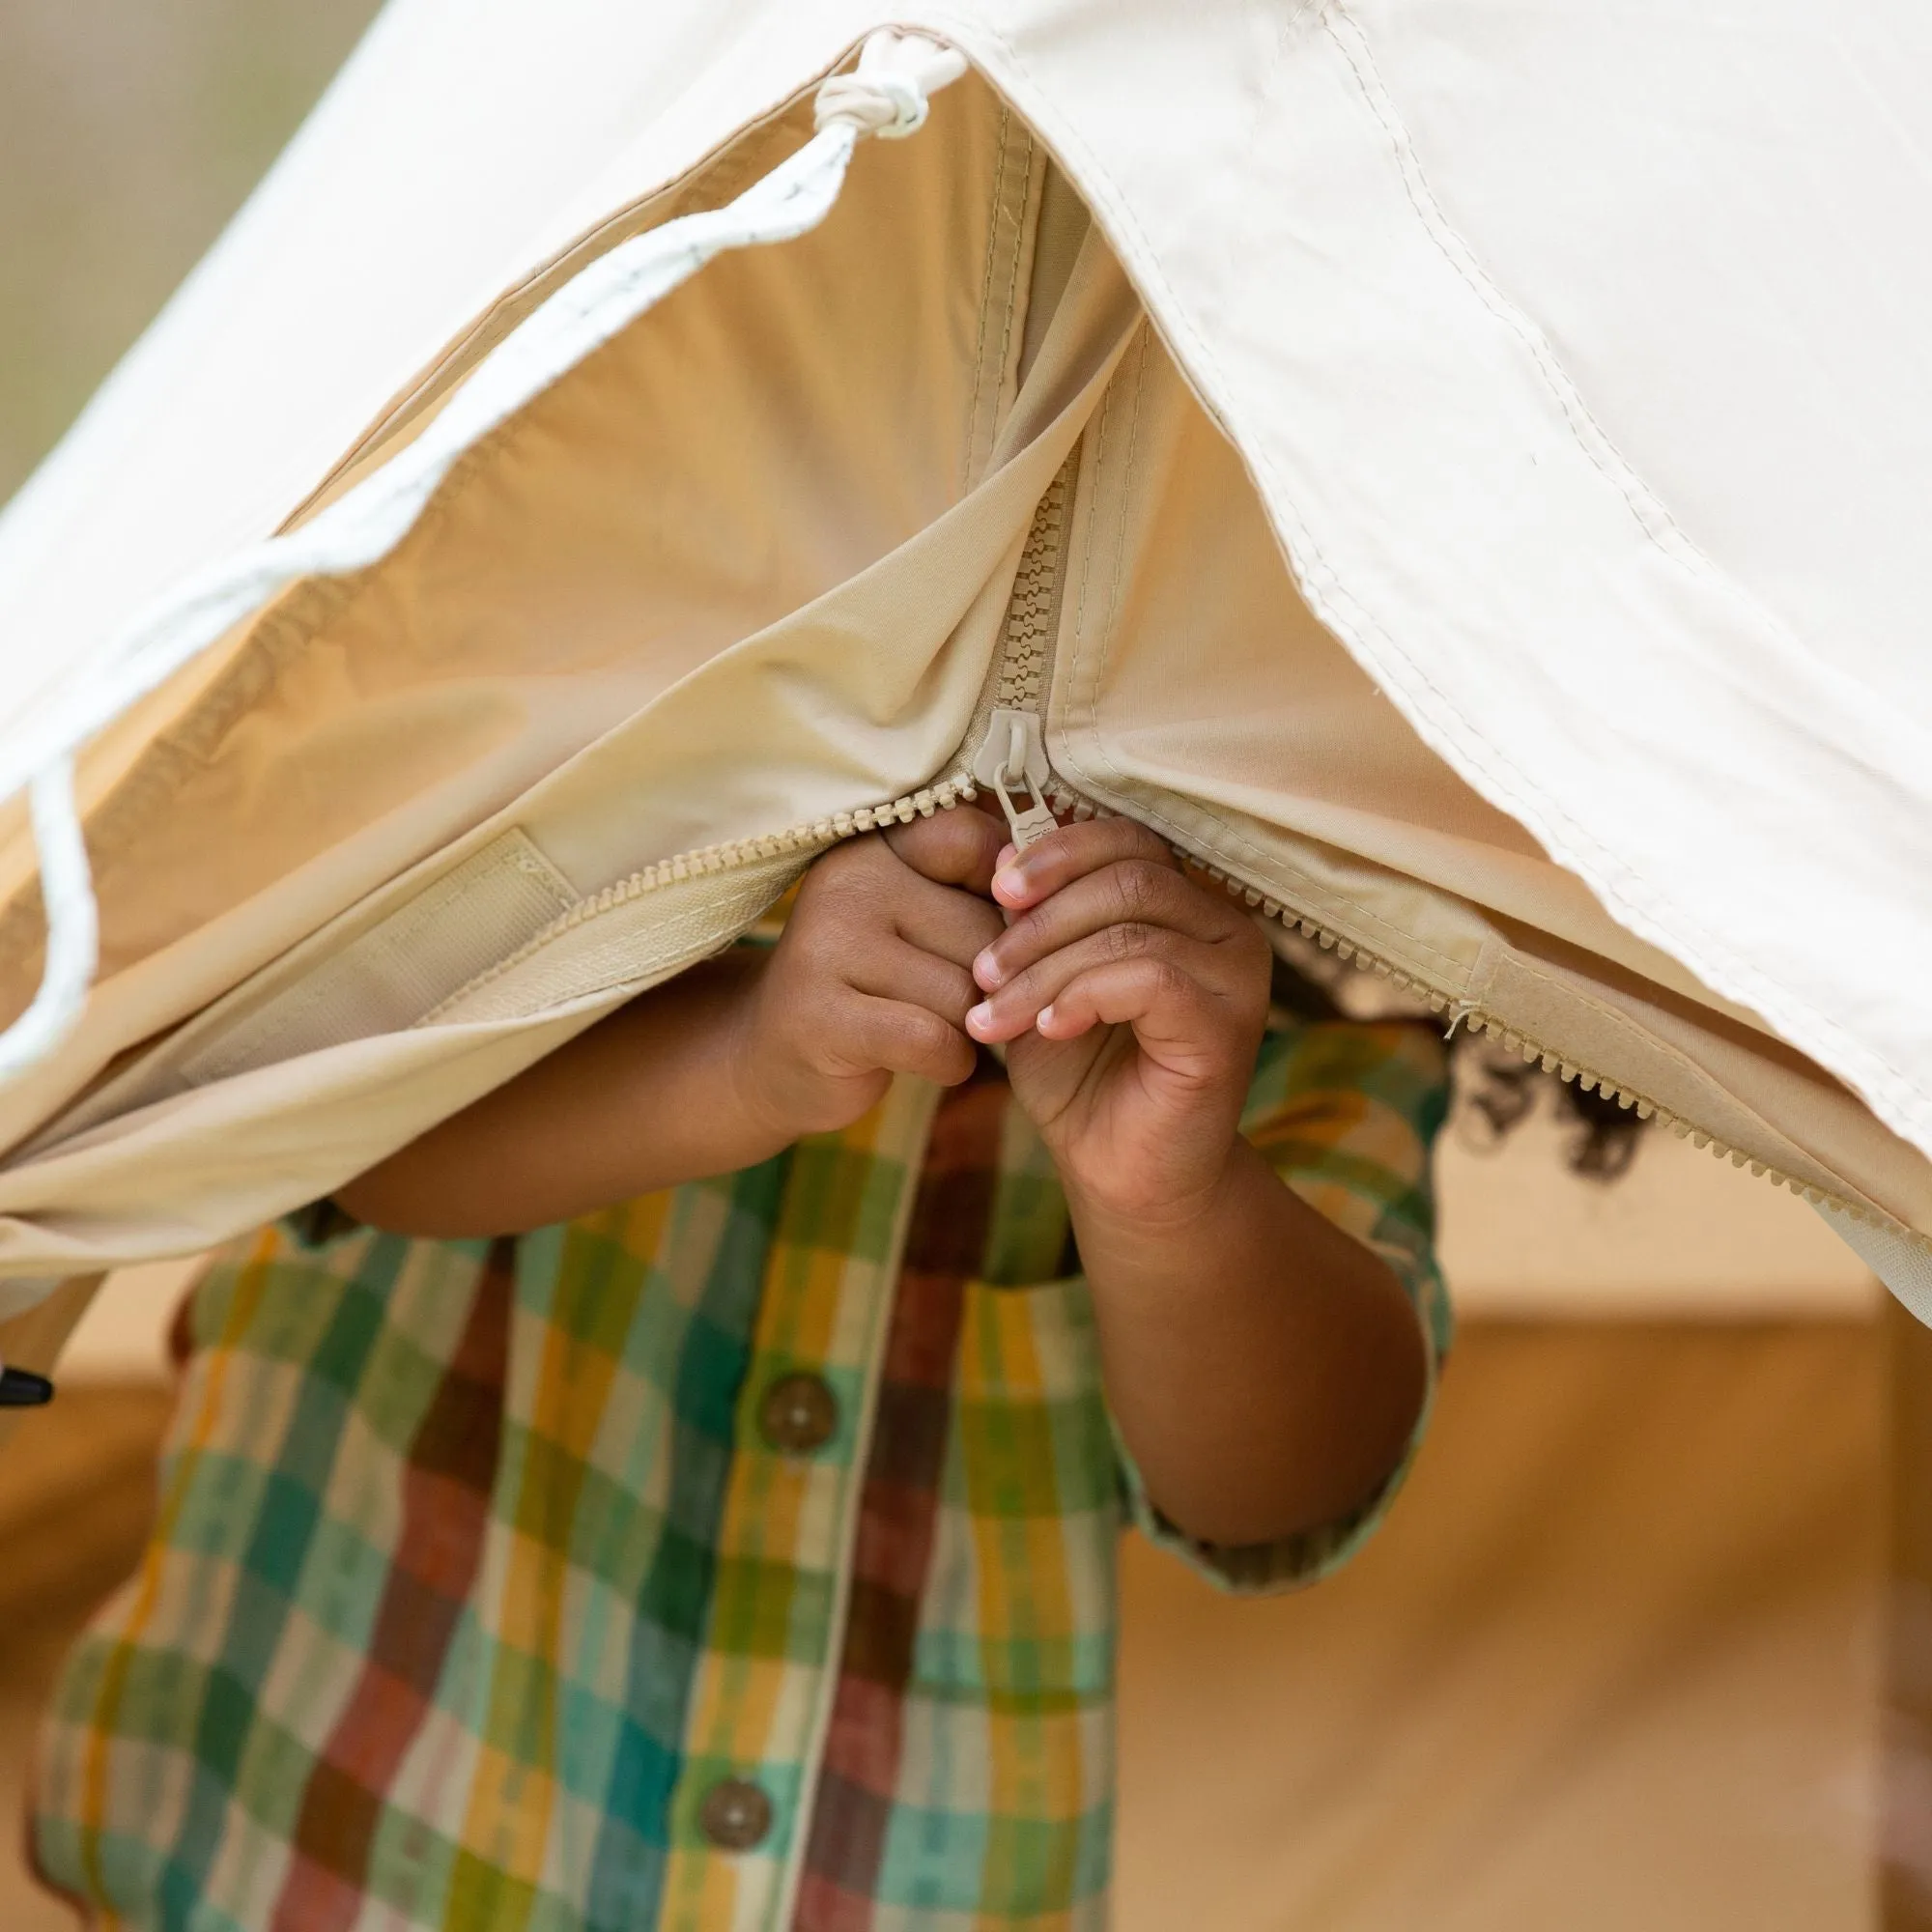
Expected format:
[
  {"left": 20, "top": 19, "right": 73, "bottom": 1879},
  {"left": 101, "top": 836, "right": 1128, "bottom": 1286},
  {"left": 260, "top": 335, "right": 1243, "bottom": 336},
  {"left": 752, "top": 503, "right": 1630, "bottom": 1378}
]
[
  {"left": 758, "top": 1372, "right": 838, "bottom": 1455},
  {"left": 699, "top": 1776, "right": 774, "bottom": 1852}
]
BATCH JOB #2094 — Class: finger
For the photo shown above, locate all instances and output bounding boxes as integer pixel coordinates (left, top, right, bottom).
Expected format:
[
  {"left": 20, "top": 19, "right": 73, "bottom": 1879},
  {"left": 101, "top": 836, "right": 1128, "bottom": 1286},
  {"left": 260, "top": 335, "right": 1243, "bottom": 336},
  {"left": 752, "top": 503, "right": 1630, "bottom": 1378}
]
[
  {"left": 849, "top": 938, "right": 981, "bottom": 1030},
  {"left": 989, "top": 815, "right": 1179, "bottom": 913},
  {"left": 883, "top": 806, "right": 1007, "bottom": 895},
  {"left": 796, "top": 834, "right": 999, "bottom": 970},
  {"left": 1030, "top": 958, "right": 1234, "bottom": 1073},
  {"left": 890, "top": 869, "right": 1005, "bottom": 970},
  {"left": 967, "top": 923, "right": 1230, "bottom": 1044},
  {"left": 847, "top": 994, "right": 978, "bottom": 1087},
  {"left": 975, "top": 858, "right": 1248, "bottom": 993}
]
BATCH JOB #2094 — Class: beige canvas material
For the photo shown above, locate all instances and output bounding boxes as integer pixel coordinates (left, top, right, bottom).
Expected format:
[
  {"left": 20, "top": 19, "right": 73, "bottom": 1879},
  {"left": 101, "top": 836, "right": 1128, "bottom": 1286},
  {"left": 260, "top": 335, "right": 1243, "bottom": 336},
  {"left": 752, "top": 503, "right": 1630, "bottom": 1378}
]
[
  {"left": 0, "top": 14, "right": 1927, "bottom": 1312},
  {"left": 0, "top": 82, "right": 1036, "bottom": 1040},
  {"left": 0, "top": 78, "right": 1151, "bottom": 1294}
]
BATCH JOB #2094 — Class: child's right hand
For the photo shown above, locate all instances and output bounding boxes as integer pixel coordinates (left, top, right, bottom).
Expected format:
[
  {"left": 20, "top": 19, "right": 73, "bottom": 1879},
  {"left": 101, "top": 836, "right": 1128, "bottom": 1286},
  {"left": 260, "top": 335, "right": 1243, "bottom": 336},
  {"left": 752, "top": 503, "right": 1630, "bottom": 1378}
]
[
  {"left": 725, "top": 809, "right": 1009, "bottom": 1142},
  {"left": 335, "top": 807, "right": 1008, "bottom": 1236}
]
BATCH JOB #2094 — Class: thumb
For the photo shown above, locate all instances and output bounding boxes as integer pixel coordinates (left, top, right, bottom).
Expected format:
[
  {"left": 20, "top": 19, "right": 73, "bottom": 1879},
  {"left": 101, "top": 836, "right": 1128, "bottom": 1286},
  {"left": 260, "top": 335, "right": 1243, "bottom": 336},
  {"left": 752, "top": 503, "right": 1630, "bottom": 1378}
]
[{"left": 882, "top": 800, "right": 1006, "bottom": 896}]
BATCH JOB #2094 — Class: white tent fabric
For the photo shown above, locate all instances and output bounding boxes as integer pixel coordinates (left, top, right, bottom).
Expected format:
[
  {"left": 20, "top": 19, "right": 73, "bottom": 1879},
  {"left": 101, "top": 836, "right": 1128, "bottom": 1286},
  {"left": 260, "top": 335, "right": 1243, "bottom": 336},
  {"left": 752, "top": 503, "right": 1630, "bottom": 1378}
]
[{"left": 0, "top": 0, "right": 1928, "bottom": 1317}]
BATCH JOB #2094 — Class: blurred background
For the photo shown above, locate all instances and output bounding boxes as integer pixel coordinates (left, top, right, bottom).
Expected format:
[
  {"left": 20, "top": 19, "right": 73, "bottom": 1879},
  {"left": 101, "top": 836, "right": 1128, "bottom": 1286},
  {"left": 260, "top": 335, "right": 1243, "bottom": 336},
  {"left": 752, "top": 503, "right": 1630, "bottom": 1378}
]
[{"left": 0, "top": 3, "right": 1909, "bottom": 1927}]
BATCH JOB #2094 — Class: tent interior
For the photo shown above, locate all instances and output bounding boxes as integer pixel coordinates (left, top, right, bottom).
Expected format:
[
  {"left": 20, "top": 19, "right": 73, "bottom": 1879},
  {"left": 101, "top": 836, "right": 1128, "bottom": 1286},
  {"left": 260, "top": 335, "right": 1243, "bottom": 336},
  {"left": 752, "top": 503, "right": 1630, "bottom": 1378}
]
[
  {"left": 0, "top": 57, "right": 1925, "bottom": 1291},
  {"left": 0, "top": 6, "right": 1928, "bottom": 1927}
]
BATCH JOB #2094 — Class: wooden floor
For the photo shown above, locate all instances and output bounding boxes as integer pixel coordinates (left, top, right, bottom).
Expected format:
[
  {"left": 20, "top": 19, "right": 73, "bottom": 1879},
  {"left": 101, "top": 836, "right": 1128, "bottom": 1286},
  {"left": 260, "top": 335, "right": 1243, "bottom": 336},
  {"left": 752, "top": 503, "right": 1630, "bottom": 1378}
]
[
  {"left": 0, "top": 1324, "right": 1883, "bottom": 1930},
  {"left": 0, "top": 1385, "right": 172, "bottom": 1932},
  {"left": 1117, "top": 1321, "right": 1882, "bottom": 1932}
]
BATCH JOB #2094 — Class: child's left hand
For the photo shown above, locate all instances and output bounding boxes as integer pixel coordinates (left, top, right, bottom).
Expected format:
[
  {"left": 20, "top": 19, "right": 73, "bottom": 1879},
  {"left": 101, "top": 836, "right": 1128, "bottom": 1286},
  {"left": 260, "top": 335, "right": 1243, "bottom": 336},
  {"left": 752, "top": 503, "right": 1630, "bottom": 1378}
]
[{"left": 964, "top": 817, "right": 1273, "bottom": 1221}]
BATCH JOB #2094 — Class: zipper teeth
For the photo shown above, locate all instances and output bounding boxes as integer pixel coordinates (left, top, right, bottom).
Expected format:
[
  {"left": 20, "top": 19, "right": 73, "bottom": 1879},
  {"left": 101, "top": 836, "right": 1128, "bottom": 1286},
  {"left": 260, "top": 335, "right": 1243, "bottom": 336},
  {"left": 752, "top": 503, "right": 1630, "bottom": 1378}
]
[
  {"left": 427, "top": 777, "right": 984, "bottom": 1019},
  {"left": 1034, "top": 783, "right": 1930, "bottom": 1249},
  {"left": 560, "top": 776, "right": 980, "bottom": 923},
  {"left": 437, "top": 765, "right": 1925, "bottom": 1249},
  {"left": 353, "top": 320, "right": 1925, "bottom": 1256},
  {"left": 993, "top": 463, "right": 1070, "bottom": 714},
  {"left": 462, "top": 445, "right": 1067, "bottom": 1021}
]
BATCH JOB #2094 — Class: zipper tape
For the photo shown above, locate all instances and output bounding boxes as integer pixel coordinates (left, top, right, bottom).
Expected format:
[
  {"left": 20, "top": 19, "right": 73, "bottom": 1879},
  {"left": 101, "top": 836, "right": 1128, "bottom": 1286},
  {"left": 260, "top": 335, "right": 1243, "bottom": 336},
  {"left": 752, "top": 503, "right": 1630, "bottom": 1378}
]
[{"left": 427, "top": 759, "right": 1925, "bottom": 1255}]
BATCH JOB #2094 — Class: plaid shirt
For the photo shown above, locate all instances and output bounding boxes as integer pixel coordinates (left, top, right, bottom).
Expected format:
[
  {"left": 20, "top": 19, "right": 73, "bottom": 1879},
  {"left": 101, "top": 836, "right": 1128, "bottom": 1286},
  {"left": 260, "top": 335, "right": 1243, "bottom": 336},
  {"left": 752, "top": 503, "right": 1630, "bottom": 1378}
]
[{"left": 35, "top": 1015, "right": 1448, "bottom": 1931}]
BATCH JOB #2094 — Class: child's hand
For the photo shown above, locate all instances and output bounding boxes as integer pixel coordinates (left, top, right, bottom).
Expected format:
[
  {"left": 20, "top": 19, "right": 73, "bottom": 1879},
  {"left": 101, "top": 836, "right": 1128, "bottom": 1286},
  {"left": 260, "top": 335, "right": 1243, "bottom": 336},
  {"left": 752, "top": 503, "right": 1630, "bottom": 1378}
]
[
  {"left": 965, "top": 818, "right": 1272, "bottom": 1220},
  {"left": 729, "top": 809, "right": 1008, "bottom": 1142}
]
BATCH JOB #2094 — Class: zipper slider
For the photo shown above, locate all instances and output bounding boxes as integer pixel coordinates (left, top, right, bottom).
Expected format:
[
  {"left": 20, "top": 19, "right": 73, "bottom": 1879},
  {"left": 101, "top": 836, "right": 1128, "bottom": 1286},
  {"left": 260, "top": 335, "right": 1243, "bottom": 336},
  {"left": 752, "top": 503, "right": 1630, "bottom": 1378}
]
[{"left": 971, "top": 708, "right": 1059, "bottom": 851}]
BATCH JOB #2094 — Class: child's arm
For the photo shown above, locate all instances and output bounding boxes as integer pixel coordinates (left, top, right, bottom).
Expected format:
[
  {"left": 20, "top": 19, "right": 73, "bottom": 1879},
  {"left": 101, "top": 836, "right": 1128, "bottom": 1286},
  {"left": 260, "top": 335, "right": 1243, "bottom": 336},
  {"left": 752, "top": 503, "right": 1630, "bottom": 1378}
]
[
  {"left": 336, "top": 812, "right": 1006, "bottom": 1236},
  {"left": 963, "top": 818, "right": 1429, "bottom": 1550},
  {"left": 346, "top": 800, "right": 1424, "bottom": 1554}
]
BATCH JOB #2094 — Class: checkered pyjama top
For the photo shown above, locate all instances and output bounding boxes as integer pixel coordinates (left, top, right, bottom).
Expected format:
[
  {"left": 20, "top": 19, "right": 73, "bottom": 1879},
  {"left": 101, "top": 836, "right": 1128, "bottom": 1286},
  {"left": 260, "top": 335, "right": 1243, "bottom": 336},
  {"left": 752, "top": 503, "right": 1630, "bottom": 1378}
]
[{"left": 36, "top": 1016, "right": 1448, "bottom": 1931}]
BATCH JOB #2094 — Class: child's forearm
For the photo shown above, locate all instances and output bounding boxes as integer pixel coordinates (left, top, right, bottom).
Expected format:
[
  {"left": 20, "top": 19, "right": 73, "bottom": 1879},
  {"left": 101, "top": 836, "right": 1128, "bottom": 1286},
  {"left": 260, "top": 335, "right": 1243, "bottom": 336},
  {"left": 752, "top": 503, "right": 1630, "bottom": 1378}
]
[
  {"left": 340, "top": 817, "right": 1009, "bottom": 1239},
  {"left": 336, "top": 952, "right": 788, "bottom": 1236},
  {"left": 1069, "top": 1142, "right": 1428, "bottom": 1548}
]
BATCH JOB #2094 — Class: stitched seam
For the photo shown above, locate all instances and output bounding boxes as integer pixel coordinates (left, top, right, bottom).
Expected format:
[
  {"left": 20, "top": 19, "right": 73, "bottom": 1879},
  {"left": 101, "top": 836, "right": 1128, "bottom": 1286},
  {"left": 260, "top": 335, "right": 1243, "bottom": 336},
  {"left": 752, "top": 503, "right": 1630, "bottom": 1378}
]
[
  {"left": 1493, "top": 946, "right": 1901, "bottom": 1219},
  {"left": 0, "top": 87, "right": 836, "bottom": 990},
  {"left": 1058, "top": 328, "right": 1468, "bottom": 980},
  {"left": 289, "top": 106, "right": 810, "bottom": 525},
  {"left": 0, "top": 383, "right": 563, "bottom": 993},
  {"left": 1069, "top": 327, "right": 1149, "bottom": 802},
  {"left": 985, "top": 128, "right": 1035, "bottom": 468},
  {"left": 1064, "top": 337, "right": 1118, "bottom": 707},
  {"left": 962, "top": 107, "right": 1021, "bottom": 494},
  {"left": 1106, "top": 325, "right": 1148, "bottom": 678},
  {"left": 914, "top": 2, "right": 1924, "bottom": 1120},
  {"left": 1273, "top": 0, "right": 1331, "bottom": 54},
  {"left": 1321, "top": 9, "right": 1677, "bottom": 551},
  {"left": 960, "top": 104, "right": 1009, "bottom": 492}
]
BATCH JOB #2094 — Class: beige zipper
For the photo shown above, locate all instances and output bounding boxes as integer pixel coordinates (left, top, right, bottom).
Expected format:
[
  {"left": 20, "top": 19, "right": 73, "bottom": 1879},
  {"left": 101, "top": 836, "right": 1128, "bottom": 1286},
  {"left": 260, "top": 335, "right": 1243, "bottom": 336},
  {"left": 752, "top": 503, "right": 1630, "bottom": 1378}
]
[
  {"left": 958, "top": 451, "right": 1076, "bottom": 852},
  {"left": 1044, "top": 784, "right": 1912, "bottom": 1226},
  {"left": 424, "top": 463, "right": 1922, "bottom": 1246},
  {"left": 442, "top": 460, "right": 1086, "bottom": 1017},
  {"left": 481, "top": 443, "right": 1089, "bottom": 978},
  {"left": 938, "top": 459, "right": 1918, "bottom": 1231}
]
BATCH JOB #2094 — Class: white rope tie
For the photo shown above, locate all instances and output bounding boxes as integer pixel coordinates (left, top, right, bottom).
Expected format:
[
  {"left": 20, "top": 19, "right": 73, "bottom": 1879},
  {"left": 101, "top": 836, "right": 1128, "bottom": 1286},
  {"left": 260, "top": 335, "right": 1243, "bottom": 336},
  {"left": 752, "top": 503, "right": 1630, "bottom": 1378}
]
[
  {"left": 816, "top": 71, "right": 930, "bottom": 138},
  {"left": 816, "top": 26, "right": 962, "bottom": 136},
  {"left": 0, "top": 29, "right": 965, "bottom": 1086},
  {"left": 0, "top": 756, "right": 98, "bottom": 1083}
]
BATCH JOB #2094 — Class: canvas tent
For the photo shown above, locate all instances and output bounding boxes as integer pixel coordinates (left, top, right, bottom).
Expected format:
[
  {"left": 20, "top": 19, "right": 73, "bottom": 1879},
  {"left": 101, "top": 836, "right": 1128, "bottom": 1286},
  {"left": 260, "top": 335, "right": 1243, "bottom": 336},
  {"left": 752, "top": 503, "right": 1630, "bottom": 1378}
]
[{"left": 0, "top": 0, "right": 1927, "bottom": 1341}]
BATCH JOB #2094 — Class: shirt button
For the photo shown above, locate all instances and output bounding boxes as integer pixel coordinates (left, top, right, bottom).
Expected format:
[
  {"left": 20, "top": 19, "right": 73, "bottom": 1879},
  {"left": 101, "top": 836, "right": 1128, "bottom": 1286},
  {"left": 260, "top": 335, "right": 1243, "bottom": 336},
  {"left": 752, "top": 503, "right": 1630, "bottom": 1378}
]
[
  {"left": 699, "top": 1776, "right": 774, "bottom": 1852},
  {"left": 758, "top": 1372, "right": 838, "bottom": 1455}
]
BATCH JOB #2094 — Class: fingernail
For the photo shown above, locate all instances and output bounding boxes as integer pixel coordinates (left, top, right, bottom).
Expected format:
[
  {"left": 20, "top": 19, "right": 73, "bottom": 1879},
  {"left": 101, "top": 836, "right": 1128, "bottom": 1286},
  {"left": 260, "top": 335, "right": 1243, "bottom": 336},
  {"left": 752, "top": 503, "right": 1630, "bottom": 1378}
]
[
  {"left": 966, "top": 1002, "right": 994, "bottom": 1037},
  {"left": 1037, "top": 1004, "right": 1056, "bottom": 1033},
  {"left": 973, "top": 949, "right": 1002, "bottom": 989},
  {"left": 992, "top": 866, "right": 1026, "bottom": 903}
]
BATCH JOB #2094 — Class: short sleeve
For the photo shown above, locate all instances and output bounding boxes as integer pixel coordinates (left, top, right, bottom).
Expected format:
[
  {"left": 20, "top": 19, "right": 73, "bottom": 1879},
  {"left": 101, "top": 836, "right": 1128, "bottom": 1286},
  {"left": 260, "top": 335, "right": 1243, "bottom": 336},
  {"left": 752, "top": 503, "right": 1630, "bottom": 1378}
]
[{"left": 1119, "top": 1016, "right": 1452, "bottom": 1595}]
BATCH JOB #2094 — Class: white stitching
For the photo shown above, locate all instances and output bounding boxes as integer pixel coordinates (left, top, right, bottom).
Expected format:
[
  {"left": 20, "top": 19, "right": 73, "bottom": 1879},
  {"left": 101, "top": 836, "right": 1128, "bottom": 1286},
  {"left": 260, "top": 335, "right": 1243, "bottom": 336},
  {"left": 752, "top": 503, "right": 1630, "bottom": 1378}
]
[{"left": 1321, "top": 9, "right": 1682, "bottom": 553}]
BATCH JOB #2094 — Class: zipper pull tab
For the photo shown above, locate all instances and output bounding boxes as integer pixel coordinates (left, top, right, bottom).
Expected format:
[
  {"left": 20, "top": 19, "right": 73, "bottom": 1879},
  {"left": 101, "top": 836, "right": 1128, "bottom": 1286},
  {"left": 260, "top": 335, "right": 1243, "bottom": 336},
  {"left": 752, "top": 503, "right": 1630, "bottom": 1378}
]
[
  {"left": 971, "top": 708, "right": 1060, "bottom": 851},
  {"left": 999, "top": 794, "right": 1061, "bottom": 851}
]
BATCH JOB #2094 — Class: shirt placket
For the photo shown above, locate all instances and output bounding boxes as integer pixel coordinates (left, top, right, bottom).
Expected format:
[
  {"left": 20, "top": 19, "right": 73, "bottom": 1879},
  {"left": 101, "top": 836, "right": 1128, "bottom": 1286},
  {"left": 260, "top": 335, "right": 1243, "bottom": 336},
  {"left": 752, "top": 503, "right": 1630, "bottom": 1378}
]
[{"left": 658, "top": 1074, "right": 939, "bottom": 1932}]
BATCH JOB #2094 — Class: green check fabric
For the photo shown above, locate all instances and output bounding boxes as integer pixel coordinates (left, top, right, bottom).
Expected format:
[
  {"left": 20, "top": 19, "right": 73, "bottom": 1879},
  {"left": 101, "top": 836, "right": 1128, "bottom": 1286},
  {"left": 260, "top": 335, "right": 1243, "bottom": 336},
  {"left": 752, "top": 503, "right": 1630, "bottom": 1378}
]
[{"left": 34, "top": 1016, "right": 1448, "bottom": 1931}]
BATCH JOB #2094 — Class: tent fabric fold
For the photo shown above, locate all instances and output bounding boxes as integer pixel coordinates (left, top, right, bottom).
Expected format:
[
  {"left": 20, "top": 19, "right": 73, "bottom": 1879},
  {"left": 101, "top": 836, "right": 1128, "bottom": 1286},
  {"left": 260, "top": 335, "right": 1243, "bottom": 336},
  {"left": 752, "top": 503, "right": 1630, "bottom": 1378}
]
[{"left": 0, "top": 0, "right": 1927, "bottom": 1321}]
